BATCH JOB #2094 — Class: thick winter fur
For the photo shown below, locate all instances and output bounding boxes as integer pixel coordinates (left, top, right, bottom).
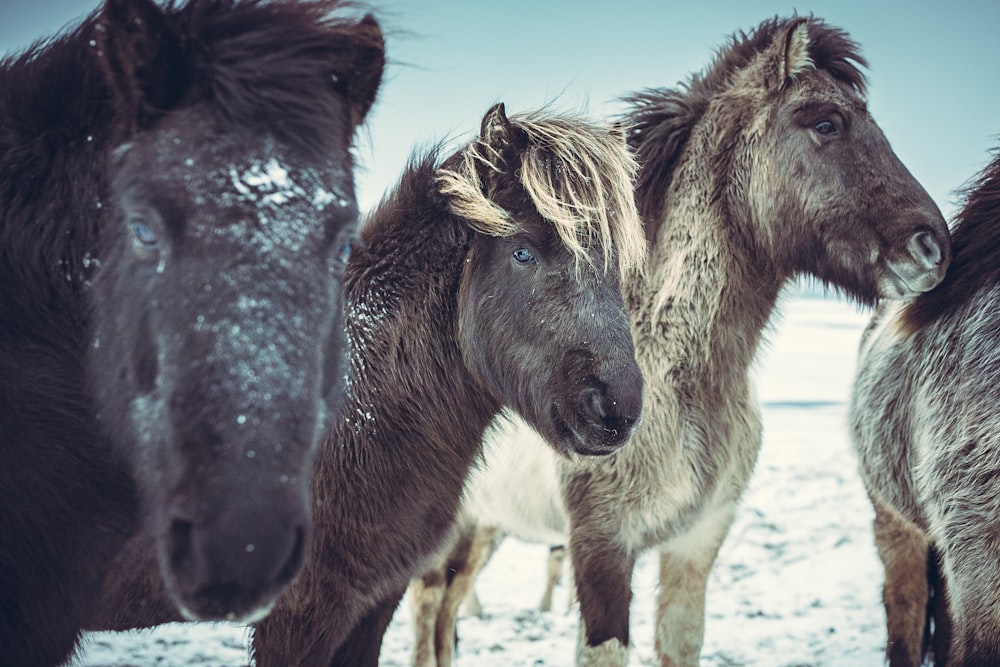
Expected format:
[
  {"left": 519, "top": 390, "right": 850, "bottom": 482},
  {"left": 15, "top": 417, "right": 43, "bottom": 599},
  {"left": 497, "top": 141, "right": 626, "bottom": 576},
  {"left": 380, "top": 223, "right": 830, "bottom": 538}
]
[
  {"left": 852, "top": 148, "right": 1000, "bottom": 666},
  {"left": 0, "top": 1, "right": 382, "bottom": 665},
  {"left": 567, "top": 16, "right": 950, "bottom": 666},
  {"left": 88, "top": 104, "right": 648, "bottom": 666},
  {"left": 425, "top": 15, "right": 952, "bottom": 667}
]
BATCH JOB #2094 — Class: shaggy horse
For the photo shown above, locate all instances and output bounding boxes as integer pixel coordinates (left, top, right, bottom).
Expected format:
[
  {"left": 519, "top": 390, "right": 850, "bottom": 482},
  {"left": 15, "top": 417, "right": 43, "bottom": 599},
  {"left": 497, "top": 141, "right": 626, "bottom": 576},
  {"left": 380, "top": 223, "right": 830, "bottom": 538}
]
[
  {"left": 87, "top": 103, "right": 648, "bottom": 666},
  {"left": 410, "top": 16, "right": 953, "bottom": 667},
  {"left": 0, "top": 1, "right": 383, "bottom": 665},
  {"left": 851, "top": 147, "right": 1000, "bottom": 667}
]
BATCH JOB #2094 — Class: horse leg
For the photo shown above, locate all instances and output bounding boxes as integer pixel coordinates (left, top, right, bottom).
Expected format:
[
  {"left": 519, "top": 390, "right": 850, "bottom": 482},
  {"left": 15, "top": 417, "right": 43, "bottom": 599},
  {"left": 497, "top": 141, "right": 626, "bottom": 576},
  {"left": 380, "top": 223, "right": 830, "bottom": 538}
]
[
  {"left": 539, "top": 545, "right": 566, "bottom": 612},
  {"left": 252, "top": 569, "right": 375, "bottom": 667},
  {"left": 871, "top": 495, "right": 931, "bottom": 667},
  {"left": 570, "top": 531, "right": 636, "bottom": 667},
  {"left": 410, "top": 571, "right": 447, "bottom": 667},
  {"left": 328, "top": 590, "right": 406, "bottom": 667},
  {"left": 654, "top": 503, "right": 734, "bottom": 667},
  {"left": 927, "top": 544, "right": 952, "bottom": 666},
  {"left": 434, "top": 522, "right": 501, "bottom": 667}
]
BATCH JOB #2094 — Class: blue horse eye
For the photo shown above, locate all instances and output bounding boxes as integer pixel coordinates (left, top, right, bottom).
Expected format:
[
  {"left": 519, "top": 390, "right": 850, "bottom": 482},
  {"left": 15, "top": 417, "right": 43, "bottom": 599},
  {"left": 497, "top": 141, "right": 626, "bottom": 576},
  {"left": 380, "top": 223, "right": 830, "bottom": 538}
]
[
  {"left": 814, "top": 120, "right": 837, "bottom": 135},
  {"left": 335, "top": 240, "right": 352, "bottom": 265},
  {"left": 512, "top": 247, "right": 535, "bottom": 264},
  {"left": 132, "top": 222, "right": 159, "bottom": 246}
]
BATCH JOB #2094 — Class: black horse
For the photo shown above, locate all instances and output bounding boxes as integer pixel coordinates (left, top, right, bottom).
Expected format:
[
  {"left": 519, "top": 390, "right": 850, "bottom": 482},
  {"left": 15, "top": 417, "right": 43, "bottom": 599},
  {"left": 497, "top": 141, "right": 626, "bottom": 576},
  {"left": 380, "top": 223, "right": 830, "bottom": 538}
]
[
  {"left": 0, "top": 0, "right": 383, "bottom": 664},
  {"left": 90, "top": 103, "right": 648, "bottom": 666}
]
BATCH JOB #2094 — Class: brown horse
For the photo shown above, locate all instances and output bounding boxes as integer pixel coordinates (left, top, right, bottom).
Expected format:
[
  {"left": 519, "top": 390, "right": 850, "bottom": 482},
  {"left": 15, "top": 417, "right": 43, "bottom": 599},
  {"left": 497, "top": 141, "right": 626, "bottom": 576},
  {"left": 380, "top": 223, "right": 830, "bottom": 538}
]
[
  {"left": 411, "top": 16, "right": 953, "bottom": 667},
  {"left": 0, "top": 1, "right": 382, "bottom": 665},
  {"left": 851, "top": 146, "right": 1000, "bottom": 667},
  {"left": 86, "top": 103, "right": 648, "bottom": 666}
]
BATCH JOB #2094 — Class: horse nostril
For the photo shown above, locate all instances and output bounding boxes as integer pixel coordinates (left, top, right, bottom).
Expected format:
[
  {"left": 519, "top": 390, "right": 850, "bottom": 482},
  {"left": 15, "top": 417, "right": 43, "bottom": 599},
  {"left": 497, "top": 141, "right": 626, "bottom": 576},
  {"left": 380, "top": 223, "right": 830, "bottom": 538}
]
[
  {"left": 580, "top": 386, "right": 609, "bottom": 423},
  {"left": 908, "top": 231, "right": 943, "bottom": 270}
]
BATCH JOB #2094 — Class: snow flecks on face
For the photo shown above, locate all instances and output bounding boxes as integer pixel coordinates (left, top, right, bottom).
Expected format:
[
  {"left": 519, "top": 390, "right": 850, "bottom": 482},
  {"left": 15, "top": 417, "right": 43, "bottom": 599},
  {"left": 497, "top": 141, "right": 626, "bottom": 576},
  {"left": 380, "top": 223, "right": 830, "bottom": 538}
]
[
  {"left": 228, "top": 158, "right": 343, "bottom": 213},
  {"left": 202, "top": 293, "right": 313, "bottom": 426}
]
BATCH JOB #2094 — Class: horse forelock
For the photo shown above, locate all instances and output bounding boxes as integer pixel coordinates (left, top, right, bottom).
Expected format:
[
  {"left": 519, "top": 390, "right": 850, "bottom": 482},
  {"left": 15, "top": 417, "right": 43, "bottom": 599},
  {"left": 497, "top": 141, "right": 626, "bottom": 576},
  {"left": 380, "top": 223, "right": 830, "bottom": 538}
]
[
  {"left": 904, "top": 149, "right": 1000, "bottom": 332},
  {"left": 436, "top": 112, "right": 644, "bottom": 280},
  {"left": 622, "top": 15, "right": 867, "bottom": 234},
  {"left": 171, "top": 0, "right": 382, "bottom": 156}
]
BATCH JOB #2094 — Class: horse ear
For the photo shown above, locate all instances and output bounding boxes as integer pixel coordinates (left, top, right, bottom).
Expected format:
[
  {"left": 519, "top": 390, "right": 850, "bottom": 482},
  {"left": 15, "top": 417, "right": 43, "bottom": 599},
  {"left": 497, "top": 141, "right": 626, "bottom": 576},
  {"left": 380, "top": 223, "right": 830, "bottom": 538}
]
[
  {"left": 779, "top": 18, "right": 813, "bottom": 85},
  {"left": 97, "top": 0, "right": 185, "bottom": 139},
  {"left": 480, "top": 102, "right": 513, "bottom": 152},
  {"left": 335, "top": 14, "right": 385, "bottom": 129}
]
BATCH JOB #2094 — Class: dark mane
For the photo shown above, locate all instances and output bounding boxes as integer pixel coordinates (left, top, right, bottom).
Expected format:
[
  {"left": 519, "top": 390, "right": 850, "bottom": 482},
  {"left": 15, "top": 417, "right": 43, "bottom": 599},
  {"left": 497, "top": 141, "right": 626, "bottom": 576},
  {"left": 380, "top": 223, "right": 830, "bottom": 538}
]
[
  {"left": 621, "top": 15, "right": 868, "bottom": 235},
  {"left": 167, "top": 0, "right": 383, "bottom": 154},
  {"left": 905, "top": 148, "right": 1000, "bottom": 330},
  {"left": 362, "top": 145, "right": 454, "bottom": 245},
  {"left": 0, "top": 0, "right": 383, "bottom": 292}
]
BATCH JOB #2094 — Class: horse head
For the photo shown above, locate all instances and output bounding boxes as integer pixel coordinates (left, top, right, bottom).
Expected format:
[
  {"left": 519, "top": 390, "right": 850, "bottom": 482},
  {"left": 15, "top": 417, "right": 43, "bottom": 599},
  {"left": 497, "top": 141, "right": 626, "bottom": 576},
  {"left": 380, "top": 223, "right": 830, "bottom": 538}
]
[
  {"left": 86, "top": 0, "right": 383, "bottom": 622},
  {"left": 440, "top": 103, "right": 646, "bottom": 456},
  {"left": 729, "top": 17, "right": 950, "bottom": 302}
]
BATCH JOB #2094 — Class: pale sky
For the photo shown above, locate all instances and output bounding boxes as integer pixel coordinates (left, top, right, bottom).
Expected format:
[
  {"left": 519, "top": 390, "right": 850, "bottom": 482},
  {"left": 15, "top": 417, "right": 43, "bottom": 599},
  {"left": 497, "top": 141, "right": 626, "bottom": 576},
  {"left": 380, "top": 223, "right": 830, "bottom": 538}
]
[{"left": 3, "top": 0, "right": 997, "bottom": 218}]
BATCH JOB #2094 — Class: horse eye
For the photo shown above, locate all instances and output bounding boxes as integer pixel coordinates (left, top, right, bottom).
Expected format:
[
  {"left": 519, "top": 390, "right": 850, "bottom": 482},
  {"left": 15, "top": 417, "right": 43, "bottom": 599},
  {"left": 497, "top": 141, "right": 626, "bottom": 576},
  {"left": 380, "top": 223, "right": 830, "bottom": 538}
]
[
  {"left": 335, "top": 240, "right": 352, "bottom": 266},
  {"left": 132, "top": 221, "right": 159, "bottom": 247},
  {"left": 814, "top": 120, "right": 837, "bottom": 136},
  {"left": 512, "top": 247, "right": 535, "bottom": 264}
]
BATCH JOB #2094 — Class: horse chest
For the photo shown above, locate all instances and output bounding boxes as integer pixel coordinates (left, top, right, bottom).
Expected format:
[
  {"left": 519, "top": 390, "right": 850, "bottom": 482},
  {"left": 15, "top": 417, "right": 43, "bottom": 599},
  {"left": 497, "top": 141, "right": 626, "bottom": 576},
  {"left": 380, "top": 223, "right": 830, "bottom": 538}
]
[{"left": 577, "top": 366, "right": 760, "bottom": 545}]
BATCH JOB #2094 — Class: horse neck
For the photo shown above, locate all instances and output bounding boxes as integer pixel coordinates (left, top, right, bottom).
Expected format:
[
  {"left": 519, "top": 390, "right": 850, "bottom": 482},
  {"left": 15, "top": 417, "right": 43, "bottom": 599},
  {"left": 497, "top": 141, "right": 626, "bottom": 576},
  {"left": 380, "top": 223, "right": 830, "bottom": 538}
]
[
  {"left": 314, "top": 200, "right": 500, "bottom": 521},
  {"left": 629, "top": 144, "right": 784, "bottom": 387}
]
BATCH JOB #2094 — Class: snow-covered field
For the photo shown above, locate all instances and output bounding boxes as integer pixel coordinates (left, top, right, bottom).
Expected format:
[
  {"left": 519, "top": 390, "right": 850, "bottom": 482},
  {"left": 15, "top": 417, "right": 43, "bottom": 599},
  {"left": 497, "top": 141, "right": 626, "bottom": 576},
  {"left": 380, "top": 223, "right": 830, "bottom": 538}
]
[{"left": 72, "top": 293, "right": 891, "bottom": 667}]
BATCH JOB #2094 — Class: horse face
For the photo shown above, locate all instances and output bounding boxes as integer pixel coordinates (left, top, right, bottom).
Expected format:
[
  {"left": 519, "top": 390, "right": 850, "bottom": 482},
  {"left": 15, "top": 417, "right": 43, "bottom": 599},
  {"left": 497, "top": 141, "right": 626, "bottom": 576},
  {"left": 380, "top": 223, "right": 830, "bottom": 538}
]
[
  {"left": 459, "top": 221, "right": 643, "bottom": 457},
  {"left": 90, "top": 110, "right": 357, "bottom": 622},
  {"left": 743, "top": 21, "right": 950, "bottom": 304}
]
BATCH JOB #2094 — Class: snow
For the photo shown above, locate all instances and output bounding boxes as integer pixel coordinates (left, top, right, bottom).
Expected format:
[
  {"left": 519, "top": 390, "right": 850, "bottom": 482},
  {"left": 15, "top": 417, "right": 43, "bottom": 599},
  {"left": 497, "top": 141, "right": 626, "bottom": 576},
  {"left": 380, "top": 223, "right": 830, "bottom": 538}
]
[{"left": 70, "top": 294, "right": 892, "bottom": 667}]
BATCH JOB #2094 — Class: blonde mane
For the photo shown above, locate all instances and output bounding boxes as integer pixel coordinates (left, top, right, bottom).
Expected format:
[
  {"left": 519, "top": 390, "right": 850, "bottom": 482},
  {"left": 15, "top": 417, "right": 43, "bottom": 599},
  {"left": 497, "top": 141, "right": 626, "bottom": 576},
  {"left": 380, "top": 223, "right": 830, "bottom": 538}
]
[{"left": 435, "top": 111, "right": 645, "bottom": 279}]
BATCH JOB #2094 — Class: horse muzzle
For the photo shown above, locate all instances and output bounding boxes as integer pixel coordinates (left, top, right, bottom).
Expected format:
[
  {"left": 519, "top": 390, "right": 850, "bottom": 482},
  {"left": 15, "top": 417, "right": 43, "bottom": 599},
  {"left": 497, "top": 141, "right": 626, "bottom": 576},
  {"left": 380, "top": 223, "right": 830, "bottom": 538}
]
[
  {"left": 160, "top": 485, "right": 310, "bottom": 623},
  {"left": 883, "top": 230, "right": 950, "bottom": 298}
]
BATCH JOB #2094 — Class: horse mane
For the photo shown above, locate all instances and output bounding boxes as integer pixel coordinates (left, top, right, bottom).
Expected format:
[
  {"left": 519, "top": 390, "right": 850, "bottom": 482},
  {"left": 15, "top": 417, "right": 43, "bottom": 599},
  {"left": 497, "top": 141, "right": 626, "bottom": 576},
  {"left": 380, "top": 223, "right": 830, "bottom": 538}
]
[
  {"left": 622, "top": 15, "right": 868, "bottom": 235},
  {"left": 1, "top": 0, "right": 381, "bottom": 164},
  {"left": 156, "top": 0, "right": 383, "bottom": 156},
  {"left": 0, "top": 0, "right": 382, "bottom": 293},
  {"left": 435, "top": 111, "right": 645, "bottom": 279},
  {"left": 903, "top": 148, "right": 1000, "bottom": 331}
]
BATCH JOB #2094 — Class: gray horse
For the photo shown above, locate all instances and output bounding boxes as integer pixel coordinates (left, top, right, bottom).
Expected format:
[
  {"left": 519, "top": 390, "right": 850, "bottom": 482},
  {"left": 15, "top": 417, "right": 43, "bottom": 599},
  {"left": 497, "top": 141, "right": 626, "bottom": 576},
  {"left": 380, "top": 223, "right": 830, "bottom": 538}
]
[{"left": 852, "top": 146, "right": 1000, "bottom": 667}]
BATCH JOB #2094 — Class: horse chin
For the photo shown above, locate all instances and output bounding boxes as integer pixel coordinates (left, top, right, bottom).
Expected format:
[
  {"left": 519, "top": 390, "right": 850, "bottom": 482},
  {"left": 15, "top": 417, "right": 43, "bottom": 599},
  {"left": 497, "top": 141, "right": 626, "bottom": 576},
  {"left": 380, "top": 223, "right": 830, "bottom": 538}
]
[
  {"left": 175, "top": 594, "right": 277, "bottom": 625},
  {"left": 882, "top": 255, "right": 948, "bottom": 299},
  {"left": 163, "top": 565, "right": 281, "bottom": 624}
]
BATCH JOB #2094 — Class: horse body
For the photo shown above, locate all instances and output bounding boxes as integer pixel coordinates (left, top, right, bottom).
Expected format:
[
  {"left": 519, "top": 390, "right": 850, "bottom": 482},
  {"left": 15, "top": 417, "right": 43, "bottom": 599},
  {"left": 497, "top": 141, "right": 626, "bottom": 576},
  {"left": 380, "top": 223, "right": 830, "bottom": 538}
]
[
  {"left": 852, "top": 149, "right": 1000, "bottom": 667},
  {"left": 89, "top": 103, "right": 647, "bottom": 666},
  {"left": 411, "top": 17, "right": 950, "bottom": 667},
  {"left": 567, "top": 17, "right": 950, "bottom": 667},
  {"left": 0, "top": 1, "right": 383, "bottom": 664}
]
